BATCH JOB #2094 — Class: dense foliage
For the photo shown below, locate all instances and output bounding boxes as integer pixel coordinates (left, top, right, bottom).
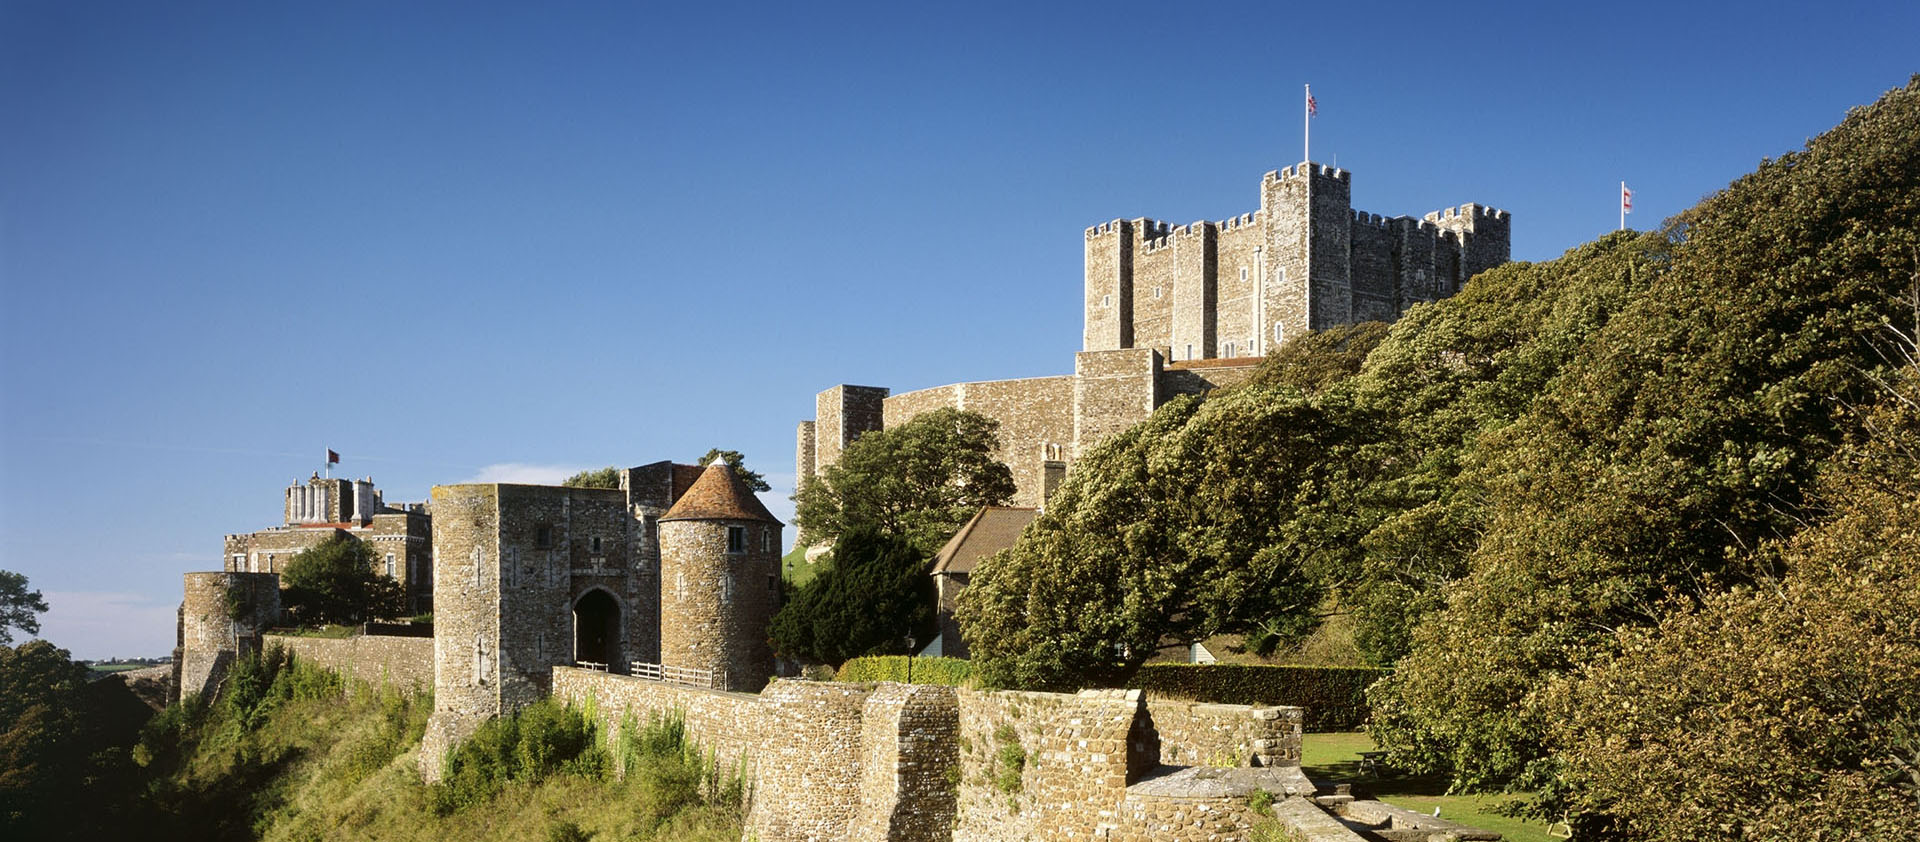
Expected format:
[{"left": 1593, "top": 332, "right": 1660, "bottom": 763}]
[
  {"left": 561, "top": 467, "right": 620, "bottom": 488},
  {"left": 792, "top": 407, "right": 1016, "bottom": 555},
  {"left": 769, "top": 526, "right": 935, "bottom": 666},
  {"left": 696, "top": 448, "right": 771, "bottom": 492},
  {"left": 0, "top": 639, "right": 143, "bottom": 839},
  {"left": 1126, "top": 664, "right": 1388, "bottom": 732},
  {"left": 834, "top": 655, "right": 975, "bottom": 686},
  {"left": 0, "top": 569, "right": 47, "bottom": 645},
  {"left": 961, "top": 77, "right": 1920, "bottom": 837},
  {"left": 281, "top": 534, "right": 405, "bottom": 625}
]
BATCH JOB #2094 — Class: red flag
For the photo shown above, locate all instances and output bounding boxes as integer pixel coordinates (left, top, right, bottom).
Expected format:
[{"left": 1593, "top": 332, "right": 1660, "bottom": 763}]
[
  {"left": 326, "top": 449, "right": 340, "bottom": 465},
  {"left": 1621, "top": 184, "right": 1633, "bottom": 213}
]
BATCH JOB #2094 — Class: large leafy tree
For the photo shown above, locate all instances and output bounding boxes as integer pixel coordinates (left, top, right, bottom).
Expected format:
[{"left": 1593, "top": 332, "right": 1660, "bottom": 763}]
[
  {"left": 0, "top": 570, "right": 47, "bottom": 646},
  {"left": 767, "top": 526, "right": 933, "bottom": 666},
  {"left": 0, "top": 638, "right": 141, "bottom": 838},
  {"left": 280, "top": 534, "right": 402, "bottom": 625},
  {"left": 957, "top": 384, "right": 1376, "bottom": 690},
  {"left": 1541, "top": 359, "right": 1920, "bottom": 841},
  {"left": 793, "top": 407, "right": 1015, "bottom": 555},
  {"left": 1372, "top": 77, "right": 1920, "bottom": 793}
]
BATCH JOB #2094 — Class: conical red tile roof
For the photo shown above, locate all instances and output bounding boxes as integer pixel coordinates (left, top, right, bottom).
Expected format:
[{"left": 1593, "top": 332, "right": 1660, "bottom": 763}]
[{"left": 659, "top": 463, "right": 780, "bottom": 524}]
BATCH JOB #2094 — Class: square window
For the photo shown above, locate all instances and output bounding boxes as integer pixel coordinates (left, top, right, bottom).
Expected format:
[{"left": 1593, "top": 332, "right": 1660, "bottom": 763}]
[{"left": 727, "top": 526, "right": 746, "bottom": 554}]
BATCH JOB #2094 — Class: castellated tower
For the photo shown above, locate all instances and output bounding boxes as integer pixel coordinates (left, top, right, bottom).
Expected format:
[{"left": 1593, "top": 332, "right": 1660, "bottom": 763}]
[
  {"left": 658, "top": 463, "right": 783, "bottom": 693},
  {"left": 1084, "top": 162, "right": 1509, "bottom": 361}
]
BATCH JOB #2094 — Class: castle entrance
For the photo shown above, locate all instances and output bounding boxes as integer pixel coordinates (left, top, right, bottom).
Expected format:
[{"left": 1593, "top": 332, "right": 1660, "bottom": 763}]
[{"left": 573, "top": 590, "right": 621, "bottom": 673}]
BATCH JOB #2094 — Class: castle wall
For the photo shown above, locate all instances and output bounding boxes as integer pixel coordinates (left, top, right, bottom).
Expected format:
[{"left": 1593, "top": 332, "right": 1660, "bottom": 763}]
[
  {"left": 263, "top": 633, "right": 434, "bottom": 693},
  {"left": 177, "top": 572, "right": 281, "bottom": 702},
  {"left": 1084, "top": 220, "right": 1135, "bottom": 352},
  {"left": 1213, "top": 217, "right": 1263, "bottom": 358},
  {"left": 1349, "top": 213, "right": 1399, "bottom": 323},
  {"left": 552, "top": 672, "right": 1310, "bottom": 842},
  {"left": 1073, "top": 348, "right": 1162, "bottom": 458},
  {"left": 795, "top": 420, "right": 817, "bottom": 489},
  {"left": 659, "top": 517, "right": 780, "bottom": 692},
  {"left": 1144, "top": 698, "right": 1302, "bottom": 768},
  {"left": 422, "top": 484, "right": 501, "bottom": 778},
  {"left": 815, "top": 385, "right": 889, "bottom": 476},
  {"left": 1129, "top": 227, "right": 1179, "bottom": 353}
]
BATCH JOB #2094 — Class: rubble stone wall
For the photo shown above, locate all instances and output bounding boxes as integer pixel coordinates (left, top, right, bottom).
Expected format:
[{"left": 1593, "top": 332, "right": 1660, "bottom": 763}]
[{"left": 264, "top": 633, "right": 433, "bottom": 693}]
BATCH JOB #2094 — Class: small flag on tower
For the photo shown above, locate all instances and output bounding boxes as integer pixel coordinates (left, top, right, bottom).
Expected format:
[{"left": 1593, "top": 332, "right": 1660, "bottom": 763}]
[
  {"left": 1621, "top": 183, "right": 1633, "bottom": 214},
  {"left": 1307, "top": 88, "right": 1318, "bottom": 117},
  {"left": 326, "top": 449, "right": 340, "bottom": 465}
]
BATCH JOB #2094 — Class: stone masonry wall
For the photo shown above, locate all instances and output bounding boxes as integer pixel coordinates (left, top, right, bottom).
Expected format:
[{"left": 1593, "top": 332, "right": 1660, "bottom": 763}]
[
  {"left": 1073, "top": 348, "right": 1162, "bottom": 458},
  {"left": 422, "top": 484, "right": 500, "bottom": 780},
  {"left": 177, "top": 572, "right": 280, "bottom": 702},
  {"left": 952, "top": 688, "right": 1152, "bottom": 842},
  {"left": 552, "top": 672, "right": 1306, "bottom": 842},
  {"left": 883, "top": 377, "right": 1074, "bottom": 509},
  {"left": 1145, "top": 698, "right": 1303, "bottom": 768},
  {"left": 264, "top": 633, "right": 434, "bottom": 693},
  {"left": 847, "top": 683, "right": 960, "bottom": 842},
  {"left": 551, "top": 666, "right": 764, "bottom": 776},
  {"left": 659, "top": 518, "right": 779, "bottom": 692}
]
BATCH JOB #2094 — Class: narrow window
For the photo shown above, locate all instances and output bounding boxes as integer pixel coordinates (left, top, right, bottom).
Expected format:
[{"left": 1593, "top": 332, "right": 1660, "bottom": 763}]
[
  {"left": 1153, "top": 286, "right": 1162, "bottom": 299},
  {"left": 590, "top": 536, "right": 603, "bottom": 554},
  {"left": 719, "top": 572, "right": 732, "bottom": 605},
  {"left": 1273, "top": 322, "right": 1285, "bottom": 345},
  {"left": 1185, "top": 344, "right": 1193, "bottom": 360},
  {"left": 535, "top": 524, "right": 553, "bottom": 549},
  {"left": 1239, "top": 266, "right": 1248, "bottom": 281},
  {"left": 762, "top": 529, "right": 773, "bottom": 553},
  {"left": 1101, "top": 294, "right": 1111, "bottom": 307},
  {"left": 385, "top": 553, "right": 396, "bottom": 577},
  {"left": 727, "top": 526, "right": 746, "bottom": 554}
]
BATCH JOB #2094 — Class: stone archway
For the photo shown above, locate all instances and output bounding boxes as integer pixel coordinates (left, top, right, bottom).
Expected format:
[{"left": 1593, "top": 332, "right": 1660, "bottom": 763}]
[{"left": 573, "top": 589, "right": 621, "bottom": 672}]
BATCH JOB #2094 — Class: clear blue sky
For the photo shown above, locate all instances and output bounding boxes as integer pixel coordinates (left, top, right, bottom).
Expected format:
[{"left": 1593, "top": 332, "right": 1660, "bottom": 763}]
[{"left": 2, "top": 1, "right": 1913, "bottom": 659}]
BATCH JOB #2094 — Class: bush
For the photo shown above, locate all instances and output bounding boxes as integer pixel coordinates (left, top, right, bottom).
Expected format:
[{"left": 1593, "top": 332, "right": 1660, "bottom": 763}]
[
  {"left": 431, "top": 698, "right": 606, "bottom": 813},
  {"left": 833, "top": 655, "right": 973, "bottom": 686},
  {"left": 614, "top": 711, "right": 745, "bottom": 832},
  {"left": 1128, "top": 664, "right": 1387, "bottom": 731}
]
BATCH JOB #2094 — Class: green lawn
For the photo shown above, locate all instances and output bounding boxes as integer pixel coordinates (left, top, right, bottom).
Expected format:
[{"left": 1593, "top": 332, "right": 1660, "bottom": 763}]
[
  {"left": 86, "top": 662, "right": 148, "bottom": 675},
  {"left": 1300, "top": 732, "right": 1563, "bottom": 842},
  {"left": 781, "top": 545, "right": 821, "bottom": 588}
]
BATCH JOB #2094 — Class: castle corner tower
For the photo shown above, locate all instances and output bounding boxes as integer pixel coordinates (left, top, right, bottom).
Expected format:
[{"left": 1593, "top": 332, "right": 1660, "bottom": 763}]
[{"left": 658, "top": 463, "right": 783, "bottom": 692}]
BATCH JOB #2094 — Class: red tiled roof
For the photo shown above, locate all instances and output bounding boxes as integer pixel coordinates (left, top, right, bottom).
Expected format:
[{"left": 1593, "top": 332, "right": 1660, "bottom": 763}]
[
  {"left": 930, "top": 506, "right": 1038, "bottom": 576},
  {"left": 660, "top": 463, "right": 781, "bottom": 524}
]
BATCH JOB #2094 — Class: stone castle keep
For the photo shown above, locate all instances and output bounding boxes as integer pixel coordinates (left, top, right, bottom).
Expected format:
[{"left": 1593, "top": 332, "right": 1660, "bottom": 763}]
[
  {"left": 799, "top": 163, "right": 1508, "bottom": 509},
  {"left": 175, "top": 160, "right": 1511, "bottom": 842}
]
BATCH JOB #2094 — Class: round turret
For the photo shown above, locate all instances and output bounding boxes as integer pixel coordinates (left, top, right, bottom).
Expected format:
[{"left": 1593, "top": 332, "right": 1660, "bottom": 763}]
[{"left": 657, "top": 463, "right": 783, "bottom": 692}]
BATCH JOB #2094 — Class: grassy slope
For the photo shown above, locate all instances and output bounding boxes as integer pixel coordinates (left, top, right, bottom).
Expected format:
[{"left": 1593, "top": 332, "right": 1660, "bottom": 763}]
[
  {"left": 142, "top": 671, "right": 740, "bottom": 842},
  {"left": 1300, "top": 732, "right": 1559, "bottom": 842}
]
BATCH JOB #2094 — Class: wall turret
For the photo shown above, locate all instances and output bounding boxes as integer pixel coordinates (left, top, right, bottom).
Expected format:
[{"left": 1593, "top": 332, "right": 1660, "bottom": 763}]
[{"left": 658, "top": 463, "right": 782, "bottom": 693}]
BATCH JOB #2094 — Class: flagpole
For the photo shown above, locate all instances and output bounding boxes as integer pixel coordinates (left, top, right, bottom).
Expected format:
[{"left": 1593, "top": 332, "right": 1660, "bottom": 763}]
[
  {"left": 1304, "top": 84, "right": 1311, "bottom": 164},
  {"left": 1619, "top": 181, "right": 1625, "bottom": 231}
]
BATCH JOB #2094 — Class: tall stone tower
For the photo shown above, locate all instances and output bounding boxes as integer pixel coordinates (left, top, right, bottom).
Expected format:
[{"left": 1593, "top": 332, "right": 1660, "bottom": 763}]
[{"left": 658, "top": 463, "right": 783, "bottom": 692}]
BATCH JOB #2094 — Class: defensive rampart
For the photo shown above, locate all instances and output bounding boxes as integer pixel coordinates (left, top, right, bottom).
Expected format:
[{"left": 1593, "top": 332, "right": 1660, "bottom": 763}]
[
  {"left": 553, "top": 670, "right": 1308, "bottom": 842},
  {"left": 263, "top": 633, "right": 434, "bottom": 693}
]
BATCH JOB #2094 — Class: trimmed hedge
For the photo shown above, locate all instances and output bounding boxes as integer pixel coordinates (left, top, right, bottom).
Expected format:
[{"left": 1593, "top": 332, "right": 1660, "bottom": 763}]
[
  {"left": 1127, "top": 664, "right": 1388, "bottom": 731},
  {"left": 834, "top": 656, "right": 974, "bottom": 687}
]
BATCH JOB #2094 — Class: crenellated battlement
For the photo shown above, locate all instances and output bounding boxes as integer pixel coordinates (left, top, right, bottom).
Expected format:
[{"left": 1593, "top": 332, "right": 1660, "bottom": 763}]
[
  {"left": 1425, "top": 203, "right": 1511, "bottom": 224},
  {"left": 1141, "top": 220, "right": 1215, "bottom": 252},
  {"left": 1220, "top": 211, "right": 1259, "bottom": 231},
  {"left": 1266, "top": 162, "right": 1350, "bottom": 184}
]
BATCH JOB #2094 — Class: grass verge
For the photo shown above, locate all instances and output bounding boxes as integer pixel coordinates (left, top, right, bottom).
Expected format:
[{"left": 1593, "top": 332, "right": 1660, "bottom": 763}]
[{"left": 1299, "top": 732, "right": 1558, "bottom": 842}]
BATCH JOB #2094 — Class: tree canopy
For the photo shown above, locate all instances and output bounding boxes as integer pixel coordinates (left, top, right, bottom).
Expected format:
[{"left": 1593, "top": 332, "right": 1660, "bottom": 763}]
[
  {"left": 767, "top": 526, "right": 933, "bottom": 666},
  {"left": 696, "top": 449, "right": 770, "bottom": 492},
  {"left": 0, "top": 570, "right": 47, "bottom": 646},
  {"left": 560, "top": 467, "right": 620, "bottom": 489},
  {"left": 793, "top": 407, "right": 1015, "bottom": 555},
  {"left": 281, "top": 535, "right": 403, "bottom": 625}
]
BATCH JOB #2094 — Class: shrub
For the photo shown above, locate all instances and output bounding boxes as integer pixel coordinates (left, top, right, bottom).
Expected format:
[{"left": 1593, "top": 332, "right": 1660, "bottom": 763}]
[
  {"left": 431, "top": 698, "right": 605, "bottom": 813},
  {"left": 1128, "top": 664, "right": 1387, "bottom": 731},
  {"left": 833, "top": 655, "right": 973, "bottom": 686},
  {"left": 992, "top": 724, "right": 1025, "bottom": 793}
]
